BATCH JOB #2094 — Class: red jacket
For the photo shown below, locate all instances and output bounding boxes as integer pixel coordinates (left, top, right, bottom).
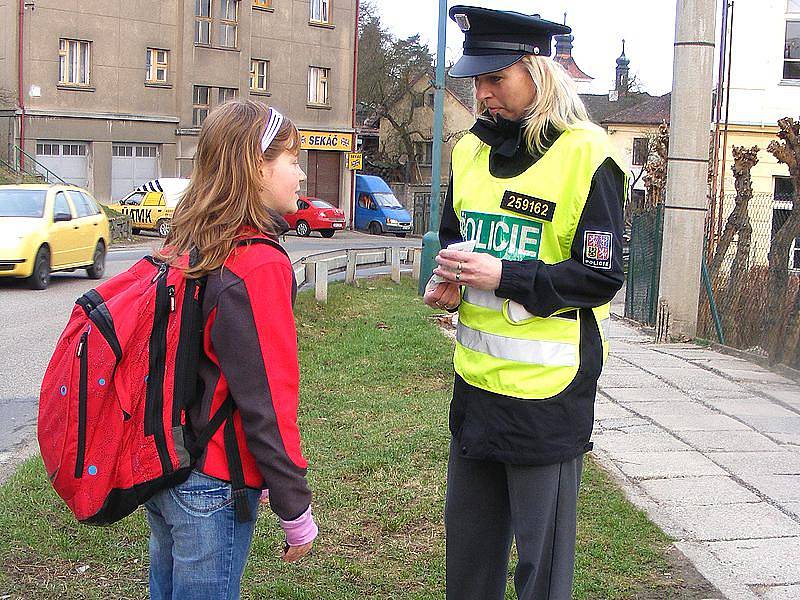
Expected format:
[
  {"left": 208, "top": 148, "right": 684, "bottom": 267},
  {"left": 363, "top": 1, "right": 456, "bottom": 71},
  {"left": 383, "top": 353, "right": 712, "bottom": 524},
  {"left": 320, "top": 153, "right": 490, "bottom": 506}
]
[{"left": 188, "top": 235, "right": 311, "bottom": 521}]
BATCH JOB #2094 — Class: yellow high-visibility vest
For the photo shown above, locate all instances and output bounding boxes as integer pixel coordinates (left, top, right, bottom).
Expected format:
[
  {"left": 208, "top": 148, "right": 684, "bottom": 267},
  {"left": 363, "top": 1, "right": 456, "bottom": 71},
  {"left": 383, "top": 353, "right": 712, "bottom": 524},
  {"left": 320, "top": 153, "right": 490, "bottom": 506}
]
[{"left": 451, "top": 125, "right": 626, "bottom": 399}]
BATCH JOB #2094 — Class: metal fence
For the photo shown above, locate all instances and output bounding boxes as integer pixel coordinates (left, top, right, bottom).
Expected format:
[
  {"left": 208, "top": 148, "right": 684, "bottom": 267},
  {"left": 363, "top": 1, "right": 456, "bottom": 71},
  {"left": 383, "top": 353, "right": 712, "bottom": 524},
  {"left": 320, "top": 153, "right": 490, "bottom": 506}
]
[
  {"left": 699, "top": 192, "right": 800, "bottom": 368},
  {"left": 625, "top": 204, "right": 664, "bottom": 325},
  {"left": 411, "top": 189, "right": 446, "bottom": 235}
]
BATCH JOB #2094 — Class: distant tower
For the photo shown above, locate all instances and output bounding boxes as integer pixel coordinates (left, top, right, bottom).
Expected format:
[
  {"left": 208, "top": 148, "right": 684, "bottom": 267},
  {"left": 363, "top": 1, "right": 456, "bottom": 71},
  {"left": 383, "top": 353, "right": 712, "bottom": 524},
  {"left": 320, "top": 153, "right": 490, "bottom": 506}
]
[
  {"left": 553, "top": 13, "right": 594, "bottom": 88},
  {"left": 615, "top": 39, "right": 631, "bottom": 96}
]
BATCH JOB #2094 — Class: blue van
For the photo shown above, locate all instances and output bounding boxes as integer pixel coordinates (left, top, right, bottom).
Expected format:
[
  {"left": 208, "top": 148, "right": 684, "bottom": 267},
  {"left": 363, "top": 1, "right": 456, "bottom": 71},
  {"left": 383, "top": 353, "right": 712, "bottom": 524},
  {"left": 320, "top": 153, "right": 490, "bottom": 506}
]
[{"left": 354, "top": 174, "right": 413, "bottom": 237}]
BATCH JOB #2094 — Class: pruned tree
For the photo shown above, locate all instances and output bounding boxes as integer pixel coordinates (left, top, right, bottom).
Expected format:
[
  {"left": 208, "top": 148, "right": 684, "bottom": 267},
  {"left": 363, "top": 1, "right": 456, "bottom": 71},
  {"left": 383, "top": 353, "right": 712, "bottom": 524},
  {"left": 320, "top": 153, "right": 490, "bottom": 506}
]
[
  {"left": 642, "top": 122, "right": 669, "bottom": 208},
  {"left": 765, "top": 117, "right": 800, "bottom": 364}
]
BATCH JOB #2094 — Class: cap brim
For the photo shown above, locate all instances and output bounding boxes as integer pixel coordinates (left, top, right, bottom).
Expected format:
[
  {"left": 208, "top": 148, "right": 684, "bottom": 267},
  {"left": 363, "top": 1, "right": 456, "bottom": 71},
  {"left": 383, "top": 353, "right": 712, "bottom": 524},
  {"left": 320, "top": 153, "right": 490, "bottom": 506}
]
[{"left": 448, "top": 54, "right": 525, "bottom": 78}]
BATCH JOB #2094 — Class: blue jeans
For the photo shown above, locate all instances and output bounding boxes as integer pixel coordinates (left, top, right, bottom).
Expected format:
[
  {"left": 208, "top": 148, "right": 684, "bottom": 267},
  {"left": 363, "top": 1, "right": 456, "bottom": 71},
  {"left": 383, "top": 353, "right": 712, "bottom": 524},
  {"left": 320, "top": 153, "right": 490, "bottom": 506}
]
[{"left": 145, "top": 470, "right": 261, "bottom": 600}]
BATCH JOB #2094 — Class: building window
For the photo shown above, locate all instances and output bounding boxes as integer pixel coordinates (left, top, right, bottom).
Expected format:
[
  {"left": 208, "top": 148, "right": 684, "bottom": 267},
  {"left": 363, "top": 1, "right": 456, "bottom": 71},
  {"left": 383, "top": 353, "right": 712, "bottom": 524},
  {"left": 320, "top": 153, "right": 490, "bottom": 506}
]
[
  {"left": 58, "top": 39, "right": 91, "bottom": 86},
  {"left": 36, "top": 143, "right": 60, "bottom": 156},
  {"left": 193, "top": 86, "right": 210, "bottom": 126},
  {"left": 219, "top": 0, "right": 239, "bottom": 48},
  {"left": 411, "top": 93, "right": 424, "bottom": 108},
  {"left": 784, "top": 21, "right": 800, "bottom": 79},
  {"left": 195, "top": 0, "right": 212, "bottom": 45},
  {"left": 136, "top": 145, "right": 158, "bottom": 158},
  {"left": 218, "top": 87, "right": 237, "bottom": 103},
  {"left": 413, "top": 141, "right": 433, "bottom": 166},
  {"left": 146, "top": 48, "right": 169, "bottom": 83},
  {"left": 425, "top": 91, "right": 435, "bottom": 107},
  {"left": 112, "top": 145, "right": 133, "bottom": 157},
  {"left": 632, "top": 137, "right": 649, "bottom": 166},
  {"left": 775, "top": 175, "right": 795, "bottom": 201},
  {"left": 789, "top": 1, "right": 800, "bottom": 12},
  {"left": 310, "top": 0, "right": 330, "bottom": 24},
  {"left": 250, "top": 59, "right": 269, "bottom": 92},
  {"left": 62, "top": 143, "right": 87, "bottom": 156},
  {"left": 253, "top": 0, "right": 271, "bottom": 7},
  {"left": 308, "top": 66, "right": 329, "bottom": 105}
]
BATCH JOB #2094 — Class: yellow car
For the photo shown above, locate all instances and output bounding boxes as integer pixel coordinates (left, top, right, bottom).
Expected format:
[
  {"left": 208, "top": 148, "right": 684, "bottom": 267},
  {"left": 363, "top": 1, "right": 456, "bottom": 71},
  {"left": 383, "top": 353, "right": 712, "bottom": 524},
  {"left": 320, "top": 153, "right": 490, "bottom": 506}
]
[
  {"left": 109, "top": 178, "right": 189, "bottom": 238},
  {"left": 0, "top": 184, "right": 110, "bottom": 289}
]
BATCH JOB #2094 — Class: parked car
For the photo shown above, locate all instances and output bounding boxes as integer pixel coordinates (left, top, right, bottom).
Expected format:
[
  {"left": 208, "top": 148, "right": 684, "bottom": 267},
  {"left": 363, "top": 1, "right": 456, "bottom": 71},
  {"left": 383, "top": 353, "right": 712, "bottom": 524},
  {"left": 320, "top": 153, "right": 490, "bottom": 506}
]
[
  {"left": 285, "top": 197, "right": 346, "bottom": 237},
  {"left": 354, "top": 174, "right": 413, "bottom": 237},
  {"left": 108, "top": 178, "right": 189, "bottom": 237},
  {"left": 0, "top": 184, "right": 110, "bottom": 289}
]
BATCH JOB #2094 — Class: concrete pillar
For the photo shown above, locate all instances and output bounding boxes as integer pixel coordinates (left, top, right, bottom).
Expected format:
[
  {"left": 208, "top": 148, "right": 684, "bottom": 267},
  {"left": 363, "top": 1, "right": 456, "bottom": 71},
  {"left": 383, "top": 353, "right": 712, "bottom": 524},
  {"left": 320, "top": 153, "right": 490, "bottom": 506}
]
[
  {"left": 345, "top": 249, "right": 357, "bottom": 285},
  {"left": 92, "top": 141, "right": 113, "bottom": 202},
  {"left": 315, "top": 261, "right": 328, "bottom": 303},
  {"left": 657, "top": 0, "right": 717, "bottom": 339},
  {"left": 391, "top": 246, "right": 401, "bottom": 283}
]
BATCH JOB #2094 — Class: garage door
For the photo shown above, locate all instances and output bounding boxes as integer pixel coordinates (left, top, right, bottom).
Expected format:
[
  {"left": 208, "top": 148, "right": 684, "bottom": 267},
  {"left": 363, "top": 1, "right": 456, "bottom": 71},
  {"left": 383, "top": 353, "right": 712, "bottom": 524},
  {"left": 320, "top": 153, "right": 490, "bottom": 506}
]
[
  {"left": 306, "top": 150, "right": 341, "bottom": 207},
  {"left": 112, "top": 144, "right": 159, "bottom": 201},
  {"left": 35, "top": 141, "right": 88, "bottom": 189}
]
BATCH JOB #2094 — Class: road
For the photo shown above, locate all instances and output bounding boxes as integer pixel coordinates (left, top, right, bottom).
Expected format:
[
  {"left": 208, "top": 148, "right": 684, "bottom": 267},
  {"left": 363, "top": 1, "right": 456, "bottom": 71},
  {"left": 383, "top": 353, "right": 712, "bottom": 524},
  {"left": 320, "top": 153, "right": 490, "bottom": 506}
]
[{"left": 0, "top": 230, "right": 420, "bottom": 481}]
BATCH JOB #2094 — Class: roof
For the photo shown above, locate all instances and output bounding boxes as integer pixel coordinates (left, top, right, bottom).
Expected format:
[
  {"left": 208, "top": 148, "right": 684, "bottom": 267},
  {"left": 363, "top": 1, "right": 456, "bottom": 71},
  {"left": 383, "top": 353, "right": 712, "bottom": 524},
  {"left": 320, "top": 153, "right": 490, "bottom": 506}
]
[
  {"left": 601, "top": 93, "right": 671, "bottom": 125},
  {"left": 580, "top": 92, "right": 653, "bottom": 125},
  {"left": 554, "top": 55, "right": 593, "bottom": 82}
]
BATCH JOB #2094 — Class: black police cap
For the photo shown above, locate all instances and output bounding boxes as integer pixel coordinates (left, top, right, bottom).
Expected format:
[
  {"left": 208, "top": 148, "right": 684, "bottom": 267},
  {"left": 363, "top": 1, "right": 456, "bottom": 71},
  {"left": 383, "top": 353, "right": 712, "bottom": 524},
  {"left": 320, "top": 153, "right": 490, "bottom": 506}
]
[{"left": 448, "top": 5, "right": 571, "bottom": 78}]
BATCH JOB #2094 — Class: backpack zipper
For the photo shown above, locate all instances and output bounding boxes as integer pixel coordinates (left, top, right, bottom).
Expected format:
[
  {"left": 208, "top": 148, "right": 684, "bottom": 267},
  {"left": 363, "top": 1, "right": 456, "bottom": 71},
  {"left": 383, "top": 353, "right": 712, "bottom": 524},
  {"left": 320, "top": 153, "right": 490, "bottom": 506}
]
[{"left": 74, "top": 329, "right": 89, "bottom": 478}]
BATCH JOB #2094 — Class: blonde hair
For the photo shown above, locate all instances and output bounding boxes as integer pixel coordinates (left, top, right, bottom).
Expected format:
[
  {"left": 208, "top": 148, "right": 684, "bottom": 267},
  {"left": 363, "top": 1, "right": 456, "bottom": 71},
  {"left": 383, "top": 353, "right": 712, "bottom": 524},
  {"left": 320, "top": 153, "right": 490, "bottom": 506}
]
[
  {"left": 158, "top": 99, "right": 300, "bottom": 278},
  {"left": 476, "top": 55, "right": 597, "bottom": 155}
]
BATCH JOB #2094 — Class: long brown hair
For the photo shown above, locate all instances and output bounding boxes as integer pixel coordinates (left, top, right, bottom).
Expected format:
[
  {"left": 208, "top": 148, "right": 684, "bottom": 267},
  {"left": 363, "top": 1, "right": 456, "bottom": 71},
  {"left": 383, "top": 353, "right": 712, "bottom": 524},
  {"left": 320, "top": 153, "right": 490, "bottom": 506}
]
[{"left": 159, "top": 99, "right": 300, "bottom": 278}]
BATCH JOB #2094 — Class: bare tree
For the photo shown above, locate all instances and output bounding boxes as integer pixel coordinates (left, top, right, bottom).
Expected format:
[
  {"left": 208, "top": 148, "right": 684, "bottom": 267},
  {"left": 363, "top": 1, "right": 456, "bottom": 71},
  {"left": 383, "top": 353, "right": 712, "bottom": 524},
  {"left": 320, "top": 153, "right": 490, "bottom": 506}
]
[
  {"left": 765, "top": 117, "right": 800, "bottom": 364},
  {"left": 643, "top": 122, "right": 669, "bottom": 208}
]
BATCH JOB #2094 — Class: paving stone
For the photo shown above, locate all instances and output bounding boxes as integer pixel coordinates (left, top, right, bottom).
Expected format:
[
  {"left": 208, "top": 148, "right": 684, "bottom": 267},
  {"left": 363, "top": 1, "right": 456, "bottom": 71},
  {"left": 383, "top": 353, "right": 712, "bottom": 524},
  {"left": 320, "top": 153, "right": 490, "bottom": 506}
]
[
  {"left": 737, "top": 475, "right": 800, "bottom": 502},
  {"left": 707, "top": 452, "right": 800, "bottom": 476},
  {"left": 677, "top": 430, "right": 783, "bottom": 452},
  {"left": 705, "top": 537, "right": 800, "bottom": 585},
  {"left": 594, "top": 416, "right": 650, "bottom": 431},
  {"left": 665, "top": 503, "right": 800, "bottom": 541},
  {"left": 649, "top": 413, "right": 752, "bottom": 432},
  {"left": 704, "top": 398, "right": 797, "bottom": 417},
  {"left": 771, "top": 431, "right": 800, "bottom": 446},
  {"left": 762, "top": 585, "right": 800, "bottom": 600},
  {"left": 761, "top": 386, "right": 800, "bottom": 406},
  {"left": 599, "top": 387, "right": 690, "bottom": 402},
  {"left": 717, "top": 368, "right": 794, "bottom": 385},
  {"left": 610, "top": 451, "right": 728, "bottom": 479},
  {"left": 782, "top": 503, "right": 800, "bottom": 519},
  {"left": 593, "top": 427, "right": 691, "bottom": 452},
  {"left": 638, "top": 476, "right": 760, "bottom": 505},
  {"left": 597, "top": 373, "right": 672, "bottom": 389},
  {"left": 675, "top": 541, "right": 761, "bottom": 600},
  {"left": 623, "top": 401, "right": 717, "bottom": 417},
  {"left": 734, "top": 415, "right": 800, "bottom": 435},
  {"left": 594, "top": 401, "right": 635, "bottom": 420}
]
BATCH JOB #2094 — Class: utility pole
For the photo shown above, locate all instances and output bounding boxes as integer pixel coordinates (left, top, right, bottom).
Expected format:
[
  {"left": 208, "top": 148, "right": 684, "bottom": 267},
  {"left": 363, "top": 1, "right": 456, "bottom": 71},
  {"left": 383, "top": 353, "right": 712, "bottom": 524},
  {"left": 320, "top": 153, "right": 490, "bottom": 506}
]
[
  {"left": 418, "top": 0, "right": 447, "bottom": 294},
  {"left": 657, "top": 0, "right": 717, "bottom": 338}
]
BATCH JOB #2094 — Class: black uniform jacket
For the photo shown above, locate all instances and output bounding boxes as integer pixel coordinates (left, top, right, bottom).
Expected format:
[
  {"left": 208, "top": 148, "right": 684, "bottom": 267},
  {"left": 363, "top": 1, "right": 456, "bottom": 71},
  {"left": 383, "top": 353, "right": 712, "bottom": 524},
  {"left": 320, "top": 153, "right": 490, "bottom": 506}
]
[{"left": 441, "top": 115, "right": 625, "bottom": 466}]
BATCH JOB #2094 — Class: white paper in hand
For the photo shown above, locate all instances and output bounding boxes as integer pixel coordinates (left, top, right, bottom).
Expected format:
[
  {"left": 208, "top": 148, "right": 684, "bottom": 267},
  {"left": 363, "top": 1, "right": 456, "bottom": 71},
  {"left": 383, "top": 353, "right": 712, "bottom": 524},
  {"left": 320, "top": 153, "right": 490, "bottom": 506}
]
[{"left": 426, "top": 239, "right": 477, "bottom": 290}]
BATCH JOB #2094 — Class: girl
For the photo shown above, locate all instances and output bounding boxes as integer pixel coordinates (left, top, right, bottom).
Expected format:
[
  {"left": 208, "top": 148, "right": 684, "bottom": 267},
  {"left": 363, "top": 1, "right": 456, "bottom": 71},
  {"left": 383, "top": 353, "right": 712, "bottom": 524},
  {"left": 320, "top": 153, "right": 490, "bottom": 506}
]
[{"left": 147, "top": 100, "right": 318, "bottom": 599}]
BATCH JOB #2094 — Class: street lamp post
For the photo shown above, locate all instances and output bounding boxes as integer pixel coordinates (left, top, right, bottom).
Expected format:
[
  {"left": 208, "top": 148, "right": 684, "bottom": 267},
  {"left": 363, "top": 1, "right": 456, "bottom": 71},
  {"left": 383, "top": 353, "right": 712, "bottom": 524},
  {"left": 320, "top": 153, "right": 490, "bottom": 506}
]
[{"left": 418, "top": 0, "right": 448, "bottom": 294}]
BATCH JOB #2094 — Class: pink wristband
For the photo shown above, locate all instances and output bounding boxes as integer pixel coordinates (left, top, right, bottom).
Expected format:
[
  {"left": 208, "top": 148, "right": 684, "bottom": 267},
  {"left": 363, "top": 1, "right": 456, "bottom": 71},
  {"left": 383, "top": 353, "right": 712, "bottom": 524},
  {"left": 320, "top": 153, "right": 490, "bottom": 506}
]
[{"left": 279, "top": 506, "right": 318, "bottom": 546}]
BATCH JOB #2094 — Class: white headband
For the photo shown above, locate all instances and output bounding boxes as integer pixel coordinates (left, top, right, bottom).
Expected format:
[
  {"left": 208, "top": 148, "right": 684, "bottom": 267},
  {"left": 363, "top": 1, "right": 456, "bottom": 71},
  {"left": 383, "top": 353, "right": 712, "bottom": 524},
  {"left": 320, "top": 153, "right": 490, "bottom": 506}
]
[{"left": 260, "top": 107, "right": 285, "bottom": 152}]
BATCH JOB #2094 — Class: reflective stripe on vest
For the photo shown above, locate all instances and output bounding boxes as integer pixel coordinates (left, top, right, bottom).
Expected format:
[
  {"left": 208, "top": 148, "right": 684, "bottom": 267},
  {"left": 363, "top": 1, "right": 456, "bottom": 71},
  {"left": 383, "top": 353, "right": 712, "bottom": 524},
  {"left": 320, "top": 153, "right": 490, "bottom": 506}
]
[
  {"left": 463, "top": 287, "right": 504, "bottom": 311},
  {"left": 457, "top": 321, "right": 577, "bottom": 366}
]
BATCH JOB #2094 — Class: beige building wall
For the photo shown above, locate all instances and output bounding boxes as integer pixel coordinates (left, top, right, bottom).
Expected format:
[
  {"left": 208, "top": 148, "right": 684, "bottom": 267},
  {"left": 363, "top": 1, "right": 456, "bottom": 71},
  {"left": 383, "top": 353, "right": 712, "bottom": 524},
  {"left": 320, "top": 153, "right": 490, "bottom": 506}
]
[
  {"left": 605, "top": 123, "right": 661, "bottom": 193},
  {"left": 1, "top": 0, "right": 356, "bottom": 215},
  {"left": 378, "top": 76, "right": 474, "bottom": 185}
]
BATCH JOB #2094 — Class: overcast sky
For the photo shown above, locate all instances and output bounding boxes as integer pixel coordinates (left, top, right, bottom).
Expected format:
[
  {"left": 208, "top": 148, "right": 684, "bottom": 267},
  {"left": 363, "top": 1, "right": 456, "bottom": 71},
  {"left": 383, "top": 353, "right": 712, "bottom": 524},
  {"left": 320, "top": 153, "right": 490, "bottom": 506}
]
[{"left": 371, "top": 0, "right": 686, "bottom": 96}]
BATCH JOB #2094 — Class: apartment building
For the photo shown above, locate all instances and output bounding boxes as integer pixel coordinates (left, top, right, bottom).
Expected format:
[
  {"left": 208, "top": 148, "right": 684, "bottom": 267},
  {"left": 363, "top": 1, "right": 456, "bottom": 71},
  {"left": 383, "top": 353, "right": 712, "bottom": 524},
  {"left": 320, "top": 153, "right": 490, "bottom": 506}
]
[{"left": 0, "top": 0, "right": 357, "bottom": 214}]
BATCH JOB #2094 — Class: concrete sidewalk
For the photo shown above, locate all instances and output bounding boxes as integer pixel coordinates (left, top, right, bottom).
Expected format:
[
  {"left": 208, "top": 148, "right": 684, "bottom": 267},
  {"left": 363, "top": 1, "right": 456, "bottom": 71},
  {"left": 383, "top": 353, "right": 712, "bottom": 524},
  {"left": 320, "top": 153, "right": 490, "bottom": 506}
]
[{"left": 594, "top": 317, "right": 800, "bottom": 600}]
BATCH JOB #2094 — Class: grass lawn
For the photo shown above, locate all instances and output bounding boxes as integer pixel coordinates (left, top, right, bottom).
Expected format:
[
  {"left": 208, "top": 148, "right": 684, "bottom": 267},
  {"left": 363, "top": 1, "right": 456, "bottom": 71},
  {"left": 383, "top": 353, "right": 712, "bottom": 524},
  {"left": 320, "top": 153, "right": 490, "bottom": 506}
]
[{"left": 1, "top": 278, "right": 688, "bottom": 599}]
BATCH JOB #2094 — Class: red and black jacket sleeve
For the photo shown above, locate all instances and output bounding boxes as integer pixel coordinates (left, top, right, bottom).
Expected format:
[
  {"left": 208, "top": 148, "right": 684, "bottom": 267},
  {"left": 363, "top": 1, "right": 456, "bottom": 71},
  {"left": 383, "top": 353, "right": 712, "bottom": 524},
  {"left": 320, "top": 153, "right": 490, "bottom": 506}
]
[{"left": 210, "top": 260, "right": 312, "bottom": 521}]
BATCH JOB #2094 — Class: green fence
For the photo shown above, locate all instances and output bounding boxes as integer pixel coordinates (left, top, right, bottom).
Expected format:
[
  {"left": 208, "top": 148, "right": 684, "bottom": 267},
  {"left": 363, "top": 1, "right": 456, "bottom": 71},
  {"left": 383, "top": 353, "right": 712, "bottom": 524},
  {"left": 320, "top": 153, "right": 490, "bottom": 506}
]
[{"left": 625, "top": 204, "right": 664, "bottom": 325}]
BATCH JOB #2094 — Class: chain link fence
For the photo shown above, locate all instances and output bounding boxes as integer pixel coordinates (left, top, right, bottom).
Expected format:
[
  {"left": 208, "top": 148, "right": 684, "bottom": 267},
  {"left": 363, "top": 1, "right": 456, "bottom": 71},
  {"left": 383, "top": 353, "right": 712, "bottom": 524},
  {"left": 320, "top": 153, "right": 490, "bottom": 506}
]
[
  {"left": 625, "top": 204, "right": 664, "bottom": 325},
  {"left": 699, "top": 192, "right": 800, "bottom": 369}
]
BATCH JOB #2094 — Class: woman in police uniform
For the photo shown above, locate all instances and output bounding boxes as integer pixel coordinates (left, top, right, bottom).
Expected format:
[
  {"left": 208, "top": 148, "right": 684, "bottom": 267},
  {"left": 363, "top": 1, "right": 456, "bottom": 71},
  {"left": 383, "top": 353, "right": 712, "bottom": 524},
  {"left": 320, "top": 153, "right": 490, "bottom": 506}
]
[{"left": 424, "top": 6, "right": 626, "bottom": 600}]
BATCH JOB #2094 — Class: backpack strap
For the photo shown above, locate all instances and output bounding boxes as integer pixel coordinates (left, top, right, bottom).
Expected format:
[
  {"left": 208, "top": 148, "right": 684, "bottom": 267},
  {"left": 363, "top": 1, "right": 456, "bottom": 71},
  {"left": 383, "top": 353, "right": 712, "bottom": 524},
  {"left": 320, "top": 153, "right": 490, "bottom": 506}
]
[{"left": 223, "top": 415, "right": 252, "bottom": 523}]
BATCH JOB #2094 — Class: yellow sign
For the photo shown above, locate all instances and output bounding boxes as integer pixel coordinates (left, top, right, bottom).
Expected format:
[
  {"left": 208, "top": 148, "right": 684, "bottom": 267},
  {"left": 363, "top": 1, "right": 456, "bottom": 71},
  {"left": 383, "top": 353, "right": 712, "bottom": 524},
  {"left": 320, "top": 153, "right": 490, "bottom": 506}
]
[
  {"left": 299, "top": 130, "right": 354, "bottom": 152},
  {"left": 346, "top": 152, "right": 363, "bottom": 170}
]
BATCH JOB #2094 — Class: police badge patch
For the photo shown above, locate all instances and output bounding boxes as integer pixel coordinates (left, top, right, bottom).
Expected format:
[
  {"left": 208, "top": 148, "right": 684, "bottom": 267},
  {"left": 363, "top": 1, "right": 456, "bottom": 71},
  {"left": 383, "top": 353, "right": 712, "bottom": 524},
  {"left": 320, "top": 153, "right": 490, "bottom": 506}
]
[{"left": 583, "top": 231, "right": 613, "bottom": 269}]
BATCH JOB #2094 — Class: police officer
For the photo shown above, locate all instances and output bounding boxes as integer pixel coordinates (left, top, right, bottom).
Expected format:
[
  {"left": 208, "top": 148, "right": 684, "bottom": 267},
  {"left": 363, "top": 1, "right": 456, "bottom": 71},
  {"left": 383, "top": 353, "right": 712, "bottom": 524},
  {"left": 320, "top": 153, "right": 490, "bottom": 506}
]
[{"left": 423, "top": 6, "right": 626, "bottom": 600}]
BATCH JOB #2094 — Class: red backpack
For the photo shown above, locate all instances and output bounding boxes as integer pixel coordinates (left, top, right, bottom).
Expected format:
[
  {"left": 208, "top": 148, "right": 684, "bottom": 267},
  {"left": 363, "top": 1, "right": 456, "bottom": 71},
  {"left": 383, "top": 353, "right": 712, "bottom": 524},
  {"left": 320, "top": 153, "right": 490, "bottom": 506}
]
[{"left": 38, "top": 250, "right": 251, "bottom": 525}]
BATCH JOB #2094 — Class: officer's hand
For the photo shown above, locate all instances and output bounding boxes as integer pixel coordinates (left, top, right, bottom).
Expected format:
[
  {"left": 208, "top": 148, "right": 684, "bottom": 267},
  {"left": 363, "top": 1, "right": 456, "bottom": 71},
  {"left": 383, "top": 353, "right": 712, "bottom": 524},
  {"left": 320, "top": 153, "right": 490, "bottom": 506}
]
[
  {"left": 435, "top": 249, "right": 502, "bottom": 291},
  {"left": 424, "top": 282, "right": 461, "bottom": 310},
  {"left": 283, "top": 541, "right": 313, "bottom": 563}
]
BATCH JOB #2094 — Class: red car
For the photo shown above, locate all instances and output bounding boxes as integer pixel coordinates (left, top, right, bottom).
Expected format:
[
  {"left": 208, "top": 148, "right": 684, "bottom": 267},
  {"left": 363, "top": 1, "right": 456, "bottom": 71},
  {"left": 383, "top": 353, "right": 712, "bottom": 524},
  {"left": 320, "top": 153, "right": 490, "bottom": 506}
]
[{"left": 286, "top": 197, "right": 346, "bottom": 237}]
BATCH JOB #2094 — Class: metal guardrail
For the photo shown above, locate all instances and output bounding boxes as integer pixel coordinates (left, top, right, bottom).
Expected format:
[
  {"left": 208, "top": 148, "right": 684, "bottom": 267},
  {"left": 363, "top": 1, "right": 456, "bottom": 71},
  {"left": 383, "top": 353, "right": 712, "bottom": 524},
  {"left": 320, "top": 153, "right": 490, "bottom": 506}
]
[
  {"left": 12, "top": 145, "right": 66, "bottom": 185},
  {"left": 291, "top": 246, "right": 422, "bottom": 303}
]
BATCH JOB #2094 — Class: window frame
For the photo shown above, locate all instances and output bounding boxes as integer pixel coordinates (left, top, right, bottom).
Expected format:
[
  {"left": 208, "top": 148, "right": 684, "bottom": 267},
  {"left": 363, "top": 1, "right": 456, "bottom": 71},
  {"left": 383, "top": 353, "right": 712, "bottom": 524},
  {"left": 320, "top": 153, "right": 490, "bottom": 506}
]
[
  {"left": 218, "top": 87, "right": 238, "bottom": 103},
  {"left": 195, "top": 0, "right": 213, "bottom": 45},
  {"left": 632, "top": 137, "right": 650, "bottom": 167},
  {"left": 193, "top": 85, "right": 211, "bottom": 126},
  {"left": 308, "top": 66, "right": 330, "bottom": 106},
  {"left": 253, "top": 0, "right": 272, "bottom": 8},
  {"left": 250, "top": 58, "right": 269, "bottom": 92},
  {"left": 310, "top": 0, "right": 331, "bottom": 24},
  {"left": 146, "top": 48, "right": 169, "bottom": 84},
  {"left": 58, "top": 39, "right": 91, "bottom": 87},
  {"left": 219, "top": 0, "right": 239, "bottom": 49},
  {"left": 784, "top": 20, "right": 800, "bottom": 80}
]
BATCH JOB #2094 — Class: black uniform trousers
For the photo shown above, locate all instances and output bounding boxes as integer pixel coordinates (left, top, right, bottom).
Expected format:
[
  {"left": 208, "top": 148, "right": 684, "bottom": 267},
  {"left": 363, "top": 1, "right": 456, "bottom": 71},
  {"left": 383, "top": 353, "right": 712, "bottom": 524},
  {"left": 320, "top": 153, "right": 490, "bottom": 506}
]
[{"left": 445, "top": 439, "right": 583, "bottom": 600}]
